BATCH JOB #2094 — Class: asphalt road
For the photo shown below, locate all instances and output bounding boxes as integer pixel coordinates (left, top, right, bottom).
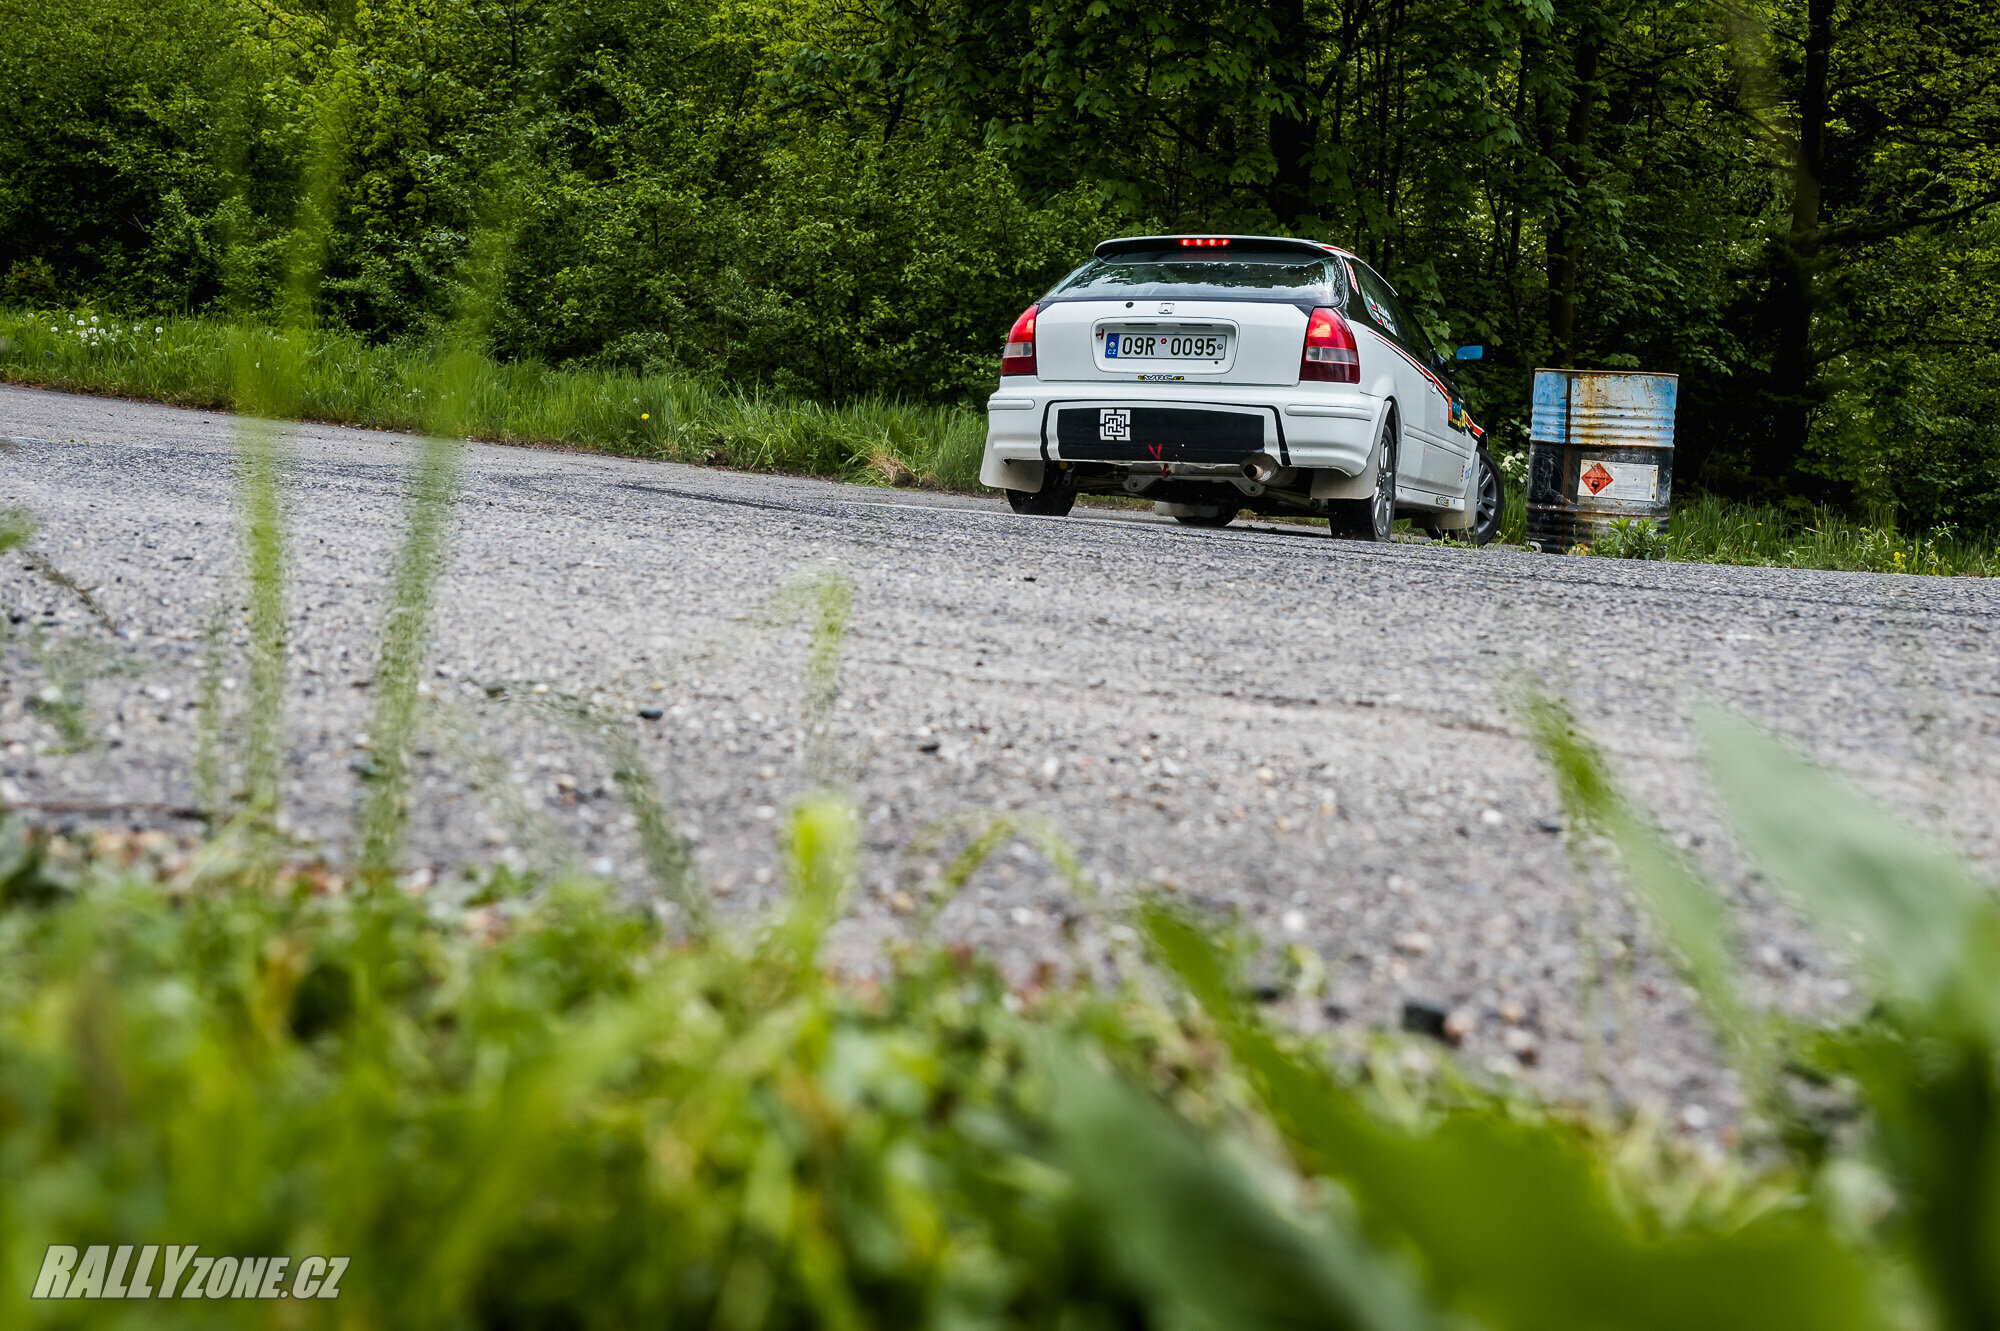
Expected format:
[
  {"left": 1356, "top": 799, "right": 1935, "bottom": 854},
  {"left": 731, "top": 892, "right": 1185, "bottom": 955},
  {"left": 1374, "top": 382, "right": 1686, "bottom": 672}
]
[{"left": 5, "top": 382, "right": 1997, "bottom": 1121}]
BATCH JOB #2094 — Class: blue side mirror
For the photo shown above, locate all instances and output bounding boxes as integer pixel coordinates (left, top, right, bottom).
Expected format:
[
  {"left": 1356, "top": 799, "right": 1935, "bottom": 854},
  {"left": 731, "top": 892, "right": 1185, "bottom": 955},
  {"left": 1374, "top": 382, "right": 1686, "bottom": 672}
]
[{"left": 1455, "top": 345, "right": 1484, "bottom": 361}]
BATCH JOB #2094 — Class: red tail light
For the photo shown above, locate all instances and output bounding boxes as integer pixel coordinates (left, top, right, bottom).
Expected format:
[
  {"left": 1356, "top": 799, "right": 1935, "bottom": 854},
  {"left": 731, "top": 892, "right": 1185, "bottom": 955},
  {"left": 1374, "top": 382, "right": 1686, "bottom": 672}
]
[
  {"left": 1301, "top": 306, "right": 1360, "bottom": 383},
  {"left": 1001, "top": 304, "right": 1037, "bottom": 376},
  {"left": 1178, "top": 237, "right": 1231, "bottom": 247}
]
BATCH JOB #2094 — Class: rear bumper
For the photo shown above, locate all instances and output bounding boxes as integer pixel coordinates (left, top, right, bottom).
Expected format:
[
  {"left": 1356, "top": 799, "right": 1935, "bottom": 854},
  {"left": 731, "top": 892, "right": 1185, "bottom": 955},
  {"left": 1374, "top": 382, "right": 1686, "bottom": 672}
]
[{"left": 981, "top": 383, "right": 1383, "bottom": 491}]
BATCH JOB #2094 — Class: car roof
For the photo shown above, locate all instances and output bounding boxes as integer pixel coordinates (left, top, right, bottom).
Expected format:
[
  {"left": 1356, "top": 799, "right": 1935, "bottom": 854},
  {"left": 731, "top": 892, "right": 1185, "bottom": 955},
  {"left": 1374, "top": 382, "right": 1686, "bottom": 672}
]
[{"left": 1093, "top": 235, "right": 1360, "bottom": 262}]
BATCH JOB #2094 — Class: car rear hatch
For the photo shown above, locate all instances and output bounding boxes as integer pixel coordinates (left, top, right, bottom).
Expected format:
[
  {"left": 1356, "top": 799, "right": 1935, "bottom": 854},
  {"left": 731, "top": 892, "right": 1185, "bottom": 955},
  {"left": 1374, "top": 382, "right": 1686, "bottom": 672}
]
[
  {"left": 1031, "top": 237, "right": 1345, "bottom": 387},
  {"left": 1034, "top": 301, "right": 1310, "bottom": 386}
]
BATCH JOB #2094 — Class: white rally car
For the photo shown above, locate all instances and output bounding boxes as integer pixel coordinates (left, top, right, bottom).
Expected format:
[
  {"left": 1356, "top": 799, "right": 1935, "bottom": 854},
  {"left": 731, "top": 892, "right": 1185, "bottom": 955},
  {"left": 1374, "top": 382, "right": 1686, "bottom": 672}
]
[{"left": 979, "top": 235, "right": 1501, "bottom": 544}]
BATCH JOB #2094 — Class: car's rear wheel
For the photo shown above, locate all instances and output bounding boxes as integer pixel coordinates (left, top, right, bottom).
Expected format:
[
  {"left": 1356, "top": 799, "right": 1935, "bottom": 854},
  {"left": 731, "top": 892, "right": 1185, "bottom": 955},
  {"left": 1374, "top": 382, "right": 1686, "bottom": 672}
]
[
  {"left": 1464, "top": 450, "right": 1503, "bottom": 545},
  {"left": 1328, "top": 416, "right": 1397, "bottom": 542},
  {"left": 1006, "top": 469, "right": 1077, "bottom": 517},
  {"left": 1423, "top": 450, "right": 1502, "bottom": 546},
  {"left": 1173, "top": 505, "right": 1238, "bottom": 529}
]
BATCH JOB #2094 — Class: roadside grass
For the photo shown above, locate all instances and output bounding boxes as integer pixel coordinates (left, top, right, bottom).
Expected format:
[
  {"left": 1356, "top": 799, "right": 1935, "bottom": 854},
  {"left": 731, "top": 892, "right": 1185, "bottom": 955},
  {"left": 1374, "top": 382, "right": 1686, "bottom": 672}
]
[
  {"left": 0, "top": 308, "right": 986, "bottom": 491},
  {"left": 1648, "top": 492, "right": 1998, "bottom": 574},
  {"left": 3, "top": 305, "right": 1993, "bottom": 574},
  {"left": 1500, "top": 475, "right": 1528, "bottom": 544}
]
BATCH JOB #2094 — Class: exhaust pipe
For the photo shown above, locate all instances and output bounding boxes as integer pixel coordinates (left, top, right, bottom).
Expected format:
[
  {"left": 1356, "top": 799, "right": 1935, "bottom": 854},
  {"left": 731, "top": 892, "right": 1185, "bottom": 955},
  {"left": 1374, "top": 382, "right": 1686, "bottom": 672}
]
[{"left": 1242, "top": 453, "right": 1280, "bottom": 484}]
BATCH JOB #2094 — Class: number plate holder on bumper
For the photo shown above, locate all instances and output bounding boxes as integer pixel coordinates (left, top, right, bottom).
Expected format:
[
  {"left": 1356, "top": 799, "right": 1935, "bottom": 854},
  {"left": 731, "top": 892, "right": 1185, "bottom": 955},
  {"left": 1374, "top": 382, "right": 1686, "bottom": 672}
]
[{"left": 1053, "top": 406, "right": 1274, "bottom": 465}]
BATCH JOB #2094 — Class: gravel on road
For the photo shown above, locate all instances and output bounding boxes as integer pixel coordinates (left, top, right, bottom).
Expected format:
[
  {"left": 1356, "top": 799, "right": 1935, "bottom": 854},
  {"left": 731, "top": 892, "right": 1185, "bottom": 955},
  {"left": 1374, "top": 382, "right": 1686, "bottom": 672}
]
[{"left": 4, "top": 382, "right": 1997, "bottom": 1122}]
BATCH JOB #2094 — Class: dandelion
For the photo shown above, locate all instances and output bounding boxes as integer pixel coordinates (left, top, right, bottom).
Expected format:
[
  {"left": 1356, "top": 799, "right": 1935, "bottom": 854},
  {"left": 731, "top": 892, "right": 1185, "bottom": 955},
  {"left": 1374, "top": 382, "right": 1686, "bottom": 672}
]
[
  {"left": 641, "top": 413, "right": 650, "bottom": 420},
  {"left": 155, "top": 326, "right": 162, "bottom": 335},
  {"left": 90, "top": 316, "right": 98, "bottom": 325}
]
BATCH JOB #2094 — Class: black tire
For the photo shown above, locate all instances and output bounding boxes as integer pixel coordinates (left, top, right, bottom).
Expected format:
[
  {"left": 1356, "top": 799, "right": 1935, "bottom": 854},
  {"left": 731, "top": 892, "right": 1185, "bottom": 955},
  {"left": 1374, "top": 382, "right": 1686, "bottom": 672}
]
[
  {"left": 1173, "top": 506, "right": 1238, "bottom": 529},
  {"left": 1005, "top": 469, "right": 1077, "bottom": 517},
  {"left": 1423, "top": 450, "right": 1503, "bottom": 546},
  {"left": 1328, "top": 415, "right": 1397, "bottom": 542},
  {"left": 1465, "top": 450, "right": 1503, "bottom": 546}
]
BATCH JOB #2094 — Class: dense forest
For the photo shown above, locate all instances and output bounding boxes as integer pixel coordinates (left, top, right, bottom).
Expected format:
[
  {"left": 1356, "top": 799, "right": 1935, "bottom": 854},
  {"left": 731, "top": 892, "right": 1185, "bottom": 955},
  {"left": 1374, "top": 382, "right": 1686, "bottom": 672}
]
[{"left": 1, "top": 0, "right": 1996, "bottom": 521}]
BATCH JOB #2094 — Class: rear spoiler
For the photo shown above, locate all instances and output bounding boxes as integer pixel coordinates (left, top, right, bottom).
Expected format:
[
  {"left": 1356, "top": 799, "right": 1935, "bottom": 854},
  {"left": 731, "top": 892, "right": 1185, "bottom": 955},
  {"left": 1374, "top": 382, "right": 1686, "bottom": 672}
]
[{"left": 1093, "top": 235, "right": 1348, "bottom": 260}]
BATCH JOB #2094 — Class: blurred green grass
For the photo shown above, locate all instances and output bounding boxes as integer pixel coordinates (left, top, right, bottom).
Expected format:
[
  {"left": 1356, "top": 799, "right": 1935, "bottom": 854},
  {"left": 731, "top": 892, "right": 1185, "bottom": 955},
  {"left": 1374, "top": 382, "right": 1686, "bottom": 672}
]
[
  {"left": 0, "top": 804, "right": 1169, "bottom": 1327},
  {"left": 8, "top": 704, "right": 1998, "bottom": 1329}
]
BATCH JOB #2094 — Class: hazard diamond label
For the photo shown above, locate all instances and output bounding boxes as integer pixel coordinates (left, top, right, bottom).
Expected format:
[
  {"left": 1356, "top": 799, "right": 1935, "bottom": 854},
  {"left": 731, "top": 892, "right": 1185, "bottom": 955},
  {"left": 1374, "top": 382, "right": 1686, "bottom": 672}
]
[{"left": 1574, "top": 460, "right": 1659, "bottom": 505}]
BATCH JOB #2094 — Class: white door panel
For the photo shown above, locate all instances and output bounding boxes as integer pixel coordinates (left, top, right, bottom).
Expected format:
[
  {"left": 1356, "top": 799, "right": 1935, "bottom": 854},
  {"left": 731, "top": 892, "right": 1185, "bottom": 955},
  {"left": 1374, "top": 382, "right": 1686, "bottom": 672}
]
[
  {"left": 1387, "top": 342, "right": 1459, "bottom": 492},
  {"left": 1418, "top": 368, "right": 1456, "bottom": 487},
  {"left": 1357, "top": 326, "right": 1427, "bottom": 480},
  {"left": 1347, "top": 258, "right": 1461, "bottom": 497},
  {"left": 1416, "top": 369, "right": 1468, "bottom": 491},
  {"left": 1423, "top": 423, "right": 1472, "bottom": 493}
]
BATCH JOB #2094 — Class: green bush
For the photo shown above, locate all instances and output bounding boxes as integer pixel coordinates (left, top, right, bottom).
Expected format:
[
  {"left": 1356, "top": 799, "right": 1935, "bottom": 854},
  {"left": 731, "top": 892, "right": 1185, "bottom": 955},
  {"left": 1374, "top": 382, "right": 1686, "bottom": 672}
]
[{"left": 1591, "top": 517, "right": 1670, "bottom": 561}]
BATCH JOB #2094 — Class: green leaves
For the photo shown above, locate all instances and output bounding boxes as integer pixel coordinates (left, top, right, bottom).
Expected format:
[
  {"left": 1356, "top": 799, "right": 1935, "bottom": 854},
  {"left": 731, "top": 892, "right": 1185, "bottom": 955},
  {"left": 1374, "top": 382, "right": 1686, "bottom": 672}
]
[
  {"left": 1523, "top": 691, "right": 2000, "bottom": 1331},
  {"left": 773, "top": 792, "right": 858, "bottom": 975},
  {"left": 1522, "top": 692, "right": 1760, "bottom": 1072},
  {"left": 0, "top": 836, "right": 1102, "bottom": 1327},
  {"left": 1694, "top": 705, "right": 1997, "bottom": 1022},
  {"left": 1140, "top": 902, "right": 1881, "bottom": 1331},
  {"left": 1681, "top": 706, "right": 2000, "bottom": 1329},
  {"left": 1046, "top": 1042, "right": 1445, "bottom": 1331},
  {"left": 0, "top": 506, "right": 32, "bottom": 555}
]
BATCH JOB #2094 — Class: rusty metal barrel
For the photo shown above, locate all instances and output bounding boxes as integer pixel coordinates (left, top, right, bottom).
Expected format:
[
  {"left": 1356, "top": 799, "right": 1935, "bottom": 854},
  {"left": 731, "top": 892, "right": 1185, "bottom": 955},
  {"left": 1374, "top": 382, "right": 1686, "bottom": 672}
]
[{"left": 1525, "top": 369, "right": 1677, "bottom": 552}]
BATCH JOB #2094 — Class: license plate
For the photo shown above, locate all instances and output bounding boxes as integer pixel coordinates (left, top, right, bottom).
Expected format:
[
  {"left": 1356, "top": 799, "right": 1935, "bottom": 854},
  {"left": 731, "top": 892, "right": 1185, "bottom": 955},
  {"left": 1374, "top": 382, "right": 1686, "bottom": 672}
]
[{"left": 1105, "top": 331, "right": 1228, "bottom": 360}]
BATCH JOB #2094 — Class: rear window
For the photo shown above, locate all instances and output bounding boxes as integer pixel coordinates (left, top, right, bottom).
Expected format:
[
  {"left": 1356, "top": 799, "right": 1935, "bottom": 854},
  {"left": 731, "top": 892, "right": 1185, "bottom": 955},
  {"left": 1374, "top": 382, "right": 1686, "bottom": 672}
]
[{"left": 1047, "top": 250, "right": 1344, "bottom": 305}]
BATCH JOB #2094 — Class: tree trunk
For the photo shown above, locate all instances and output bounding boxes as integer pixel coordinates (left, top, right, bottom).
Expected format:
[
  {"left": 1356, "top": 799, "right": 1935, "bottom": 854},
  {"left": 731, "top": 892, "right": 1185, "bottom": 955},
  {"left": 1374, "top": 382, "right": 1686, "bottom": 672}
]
[
  {"left": 1545, "top": 32, "right": 1598, "bottom": 367},
  {"left": 1267, "top": 0, "right": 1313, "bottom": 226},
  {"left": 1761, "top": 0, "right": 1832, "bottom": 481}
]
